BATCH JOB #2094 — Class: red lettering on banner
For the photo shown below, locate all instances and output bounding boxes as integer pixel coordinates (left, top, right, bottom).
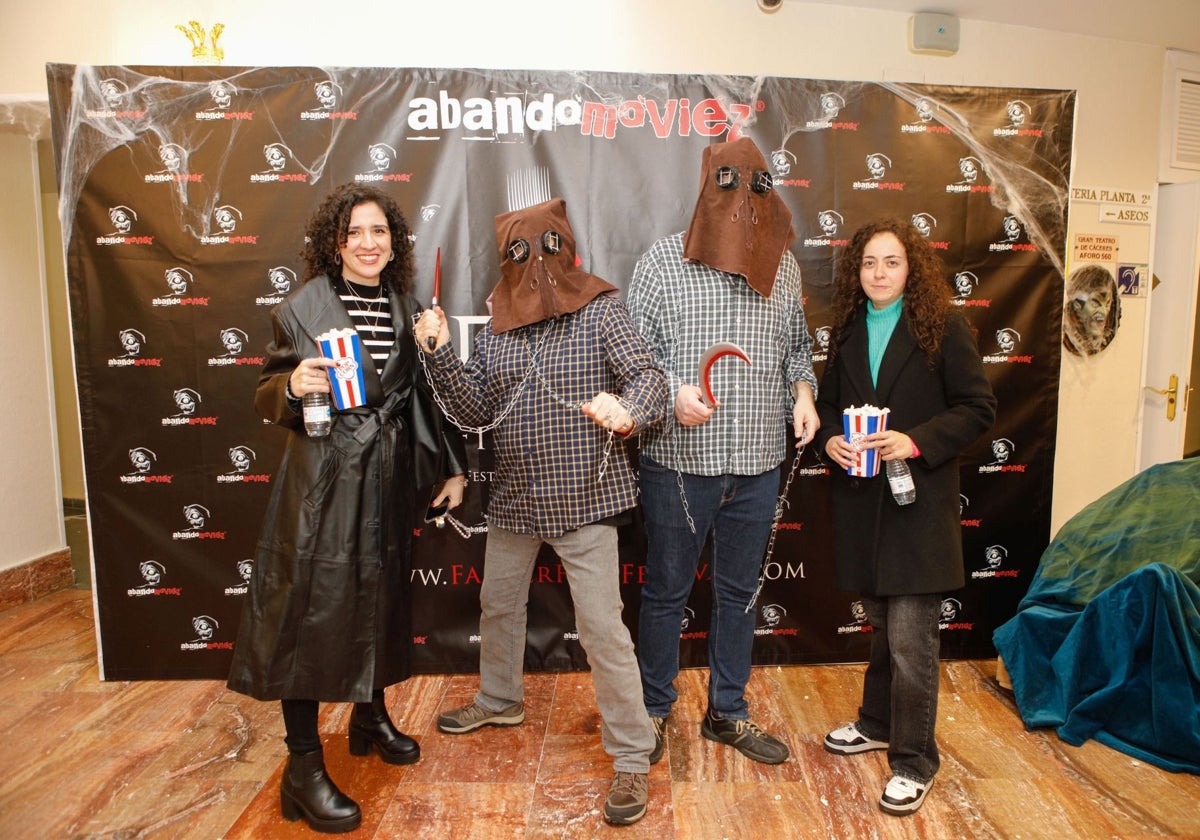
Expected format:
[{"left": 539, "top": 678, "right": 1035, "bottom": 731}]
[
  {"left": 677, "top": 98, "right": 690, "bottom": 137},
  {"left": 727, "top": 104, "right": 752, "bottom": 140},
  {"left": 619, "top": 100, "right": 644, "bottom": 129},
  {"left": 534, "top": 564, "right": 567, "bottom": 584},
  {"left": 645, "top": 99, "right": 677, "bottom": 138},
  {"left": 693, "top": 99, "right": 724, "bottom": 136},
  {"left": 579, "top": 97, "right": 752, "bottom": 141},
  {"left": 621, "top": 563, "right": 647, "bottom": 585},
  {"left": 582, "top": 102, "right": 618, "bottom": 139},
  {"left": 451, "top": 565, "right": 482, "bottom": 585}
]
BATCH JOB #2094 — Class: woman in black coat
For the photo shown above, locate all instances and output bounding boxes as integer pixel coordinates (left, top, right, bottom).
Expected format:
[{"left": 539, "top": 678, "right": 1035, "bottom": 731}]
[
  {"left": 227, "top": 183, "right": 467, "bottom": 833},
  {"left": 813, "top": 217, "right": 995, "bottom": 817}
]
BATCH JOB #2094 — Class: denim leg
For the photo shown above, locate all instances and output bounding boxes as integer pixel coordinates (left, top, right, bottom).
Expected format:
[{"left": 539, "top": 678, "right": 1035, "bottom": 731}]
[
  {"left": 858, "top": 594, "right": 893, "bottom": 742},
  {"left": 637, "top": 455, "right": 722, "bottom": 718},
  {"left": 707, "top": 467, "right": 780, "bottom": 719},
  {"left": 475, "top": 526, "right": 541, "bottom": 711},
  {"left": 860, "top": 592, "right": 943, "bottom": 782},
  {"left": 550, "top": 523, "right": 655, "bottom": 773}
]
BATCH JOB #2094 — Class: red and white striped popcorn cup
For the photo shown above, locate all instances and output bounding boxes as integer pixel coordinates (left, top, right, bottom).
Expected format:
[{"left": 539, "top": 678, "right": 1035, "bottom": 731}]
[
  {"left": 316, "top": 328, "right": 367, "bottom": 410},
  {"left": 842, "top": 405, "right": 890, "bottom": 477}
]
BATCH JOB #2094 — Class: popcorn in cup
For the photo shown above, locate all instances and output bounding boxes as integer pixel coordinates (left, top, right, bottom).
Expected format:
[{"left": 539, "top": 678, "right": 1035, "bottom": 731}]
[
  {"left": 316, "top": 328, "right": 367, "bottom": 410},
  {"left": 842, "top": 404, "right": 890, "bottom": 477}
]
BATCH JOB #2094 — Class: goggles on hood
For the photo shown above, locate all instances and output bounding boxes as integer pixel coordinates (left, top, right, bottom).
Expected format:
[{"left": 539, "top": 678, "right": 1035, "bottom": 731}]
[
  {"left": 715, "top": 165, "right": 774, "bottom": 194},
  {"left": 506, "top": 229, "right": 562, "bottom": 264}
]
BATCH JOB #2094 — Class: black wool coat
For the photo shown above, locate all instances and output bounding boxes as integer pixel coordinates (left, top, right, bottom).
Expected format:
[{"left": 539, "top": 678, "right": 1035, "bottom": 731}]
[
  {"left": 814, "top": 307, "right": 996, "bottom": 597},
  {"left": 227, "top": 276, "right": 466, "bottom": 702}
]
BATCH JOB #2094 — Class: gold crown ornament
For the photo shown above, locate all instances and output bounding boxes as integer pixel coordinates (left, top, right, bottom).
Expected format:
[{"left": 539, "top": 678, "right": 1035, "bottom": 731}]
[{"left": 176, "top": 21, "right": 225, "bottom": 65}]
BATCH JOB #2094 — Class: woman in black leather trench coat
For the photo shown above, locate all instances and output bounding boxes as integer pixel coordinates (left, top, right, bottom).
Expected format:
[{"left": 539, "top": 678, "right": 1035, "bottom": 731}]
[{"left": 227, "top": 183, "right": 467, "bottom": 833}]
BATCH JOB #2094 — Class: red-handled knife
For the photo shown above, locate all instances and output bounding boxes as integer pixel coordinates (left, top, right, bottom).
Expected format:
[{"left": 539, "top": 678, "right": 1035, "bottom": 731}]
[{"left": 426, "top": 247, "right": 441, "bottom": 351}]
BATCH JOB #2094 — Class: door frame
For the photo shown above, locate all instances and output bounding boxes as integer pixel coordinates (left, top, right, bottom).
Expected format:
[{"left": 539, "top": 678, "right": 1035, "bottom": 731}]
[{"left": 1138, "top": 180, "right": 1200, "bottom": 470}]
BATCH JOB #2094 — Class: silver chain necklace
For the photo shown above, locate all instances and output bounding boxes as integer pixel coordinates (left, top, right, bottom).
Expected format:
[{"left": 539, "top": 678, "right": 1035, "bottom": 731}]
[{"left": 341, "top": 277, "right": 389, "bottom": 333}]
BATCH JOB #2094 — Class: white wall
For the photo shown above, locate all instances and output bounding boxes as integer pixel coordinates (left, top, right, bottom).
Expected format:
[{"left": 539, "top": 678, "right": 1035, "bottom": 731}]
[
  {"left": 0, "top": 0, "right": 1169, "bottom": 573},
  {"left": 0, "top": 130, "right": 64, "bottom": 570}
]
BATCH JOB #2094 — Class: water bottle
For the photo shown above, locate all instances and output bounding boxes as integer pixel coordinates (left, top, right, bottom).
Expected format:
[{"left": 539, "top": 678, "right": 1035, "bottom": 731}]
[
  {"left": 886, "top": 458, "right": 916, "bottom": 505},
  {"left": 302, "top": 391, "right": 332, "bottom": 438}
]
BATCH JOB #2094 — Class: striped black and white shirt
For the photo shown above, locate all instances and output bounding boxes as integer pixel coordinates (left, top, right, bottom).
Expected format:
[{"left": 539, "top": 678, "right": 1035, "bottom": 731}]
[
  {"left": 627, "top": 232, "right": 817, "bottom": 477},
  {"left": 337, "top": 277, "right": 394, "bottom": 377}
]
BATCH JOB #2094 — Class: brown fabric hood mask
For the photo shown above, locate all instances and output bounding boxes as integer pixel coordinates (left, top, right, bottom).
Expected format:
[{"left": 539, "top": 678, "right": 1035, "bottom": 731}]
[
  {"left": 682, "top": 136, "right": 795, "bottom": 298},
  {"left": 489, "top": 197, "right": 616, "bottom": 333}
]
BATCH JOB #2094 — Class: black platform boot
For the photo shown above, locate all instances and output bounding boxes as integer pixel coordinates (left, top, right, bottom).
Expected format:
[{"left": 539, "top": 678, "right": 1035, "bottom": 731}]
[
  {"left": 348, "top": 692, "right": 420, "bottom": 765},
  {"left": 279, "top": 746, "right": 361, "bottom": 834}
]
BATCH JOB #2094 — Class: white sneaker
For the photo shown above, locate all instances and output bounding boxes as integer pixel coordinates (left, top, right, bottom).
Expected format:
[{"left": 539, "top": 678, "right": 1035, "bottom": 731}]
[
  {"left": 823, "top": 722, "right": 888, "bottom": 755},
  {"left": 879, "top": 774, "right": 931, "bottom": 815}
]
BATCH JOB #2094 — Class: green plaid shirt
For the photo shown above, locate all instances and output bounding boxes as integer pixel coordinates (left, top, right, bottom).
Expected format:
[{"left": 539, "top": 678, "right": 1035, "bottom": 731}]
[{"left": 628, "top": 232, "right": 817, "bottom": 476}]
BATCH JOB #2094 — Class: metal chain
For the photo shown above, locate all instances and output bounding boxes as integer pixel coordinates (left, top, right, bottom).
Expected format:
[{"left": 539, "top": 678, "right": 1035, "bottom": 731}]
[
  {"left": 596, "top": 431, "right": 615, "bottom": 482},
  {"left": 528, "top": 323, "right": 588, "bottom": 410},
  {"left": 413, "top": 313, "right": 625, "bottom": 544},
  {"left": 668, "top": 421, "right": 699, "bottom": 535},
  {"left": 412, "top": 311, "right": 554, "bottom": 435},
  {"left": 524, "top": 322, "right": 636, "bottom": 426},
  {"left": 745, "top": 443, "right": 805, "bottom": 614},
  {"left": 664, "top": 406, "right": 805, "bottom": 613},
  {"left": 438, "top": 512, "right": 489, "bottom": 539}
]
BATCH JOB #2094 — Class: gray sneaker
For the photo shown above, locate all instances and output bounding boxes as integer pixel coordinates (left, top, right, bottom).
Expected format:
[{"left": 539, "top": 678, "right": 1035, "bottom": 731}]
[
  {"left": 436, "top": 700, "right": 525, "bottom": 734},
  {"left": 604, "top": 771, "right": 648, "bottom": 825},
  {"left": 700, "top": 708, "right": 790, "bottom": 764},
  {"left": 648, "top": 716, "right": 666, "bottom": 765}
]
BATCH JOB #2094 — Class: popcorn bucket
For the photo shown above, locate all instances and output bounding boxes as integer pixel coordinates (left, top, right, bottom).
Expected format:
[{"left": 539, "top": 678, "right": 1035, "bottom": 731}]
[
  {"left": 842, "top": 405, "right": 890, "bottom": 477},
  {"left": 316, "top": 328, "right": 367, "bottom": 410}
]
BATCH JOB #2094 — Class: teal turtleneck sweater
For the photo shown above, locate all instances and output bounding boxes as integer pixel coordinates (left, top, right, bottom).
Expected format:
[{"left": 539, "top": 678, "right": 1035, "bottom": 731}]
[{"left": 866, "top": 296, "right": 903, "bottom": 387}]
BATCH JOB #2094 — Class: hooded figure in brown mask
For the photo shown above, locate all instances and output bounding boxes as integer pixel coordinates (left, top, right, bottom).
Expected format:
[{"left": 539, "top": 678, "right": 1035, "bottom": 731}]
[
  {"left": 626, "top": 135, "right": 819, "bottom": 770},
  {"left": 682, "top": 136, "right": 796, "bottom": 299},
  {"left": 414, "top": 198, "right": 668, "bottom": 827},
  {"left": 489, "top": 197, "right": 618, "bottom": 333}
]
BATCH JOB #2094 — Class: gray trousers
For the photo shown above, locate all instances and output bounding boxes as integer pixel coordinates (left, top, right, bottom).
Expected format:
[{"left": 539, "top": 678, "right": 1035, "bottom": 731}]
[{"left": 475, "top": 523, "right": 654, "bottom": 773}]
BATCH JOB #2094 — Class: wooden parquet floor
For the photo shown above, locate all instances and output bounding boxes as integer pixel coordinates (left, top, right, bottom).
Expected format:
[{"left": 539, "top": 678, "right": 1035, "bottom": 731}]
[{"left": 1, "top": 588, "right": 1197, "bottom": 839}]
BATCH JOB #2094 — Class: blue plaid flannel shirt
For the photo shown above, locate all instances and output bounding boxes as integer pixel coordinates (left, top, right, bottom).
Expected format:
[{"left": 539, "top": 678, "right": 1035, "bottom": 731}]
[{"left": 427, "top": 294, "right": 667, "bottom": 538}]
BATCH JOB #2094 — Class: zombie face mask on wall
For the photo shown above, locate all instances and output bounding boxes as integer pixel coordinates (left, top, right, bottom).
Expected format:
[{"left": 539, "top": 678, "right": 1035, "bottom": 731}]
[
  {"left": 682, "top": 136, "right": 795, "bottom": 298},
  {"left": 489, "top": 197, "right": 616, "bottom": 333}
]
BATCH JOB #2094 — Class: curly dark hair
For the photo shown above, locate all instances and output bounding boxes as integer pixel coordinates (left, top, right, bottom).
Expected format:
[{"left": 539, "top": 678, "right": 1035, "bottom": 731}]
[
  {"left": 828, "top": 217, "right": 952, "bottom": 366},
  {"left": 300, "top": 182, "right": 413, "bottom": 294}
]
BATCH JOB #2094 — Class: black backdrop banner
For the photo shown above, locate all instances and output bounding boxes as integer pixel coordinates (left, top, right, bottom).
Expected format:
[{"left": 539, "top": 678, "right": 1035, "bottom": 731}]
[{"left": 45, "top": 64, "right": 1072, "bottom": 680}]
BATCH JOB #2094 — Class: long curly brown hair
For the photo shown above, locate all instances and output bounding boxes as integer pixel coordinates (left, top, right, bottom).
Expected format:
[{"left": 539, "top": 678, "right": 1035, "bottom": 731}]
[
  {"left": 828, "top": 217, "right": 952, "bottom": 366},
  {"left": 300, "top": 183, "right": 414, "bottom": 294}
]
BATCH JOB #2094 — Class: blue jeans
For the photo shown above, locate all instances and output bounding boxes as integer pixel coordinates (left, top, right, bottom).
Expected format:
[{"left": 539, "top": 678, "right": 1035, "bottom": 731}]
[
  {"left": 856, "top": 593, "right": 943, "bottom": 783},
  {"left": 475, "top": 524, "right": 654, "bottom": 773},
  {"left": 636, "top": 455, "right": 780, "bottom": 720}
]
